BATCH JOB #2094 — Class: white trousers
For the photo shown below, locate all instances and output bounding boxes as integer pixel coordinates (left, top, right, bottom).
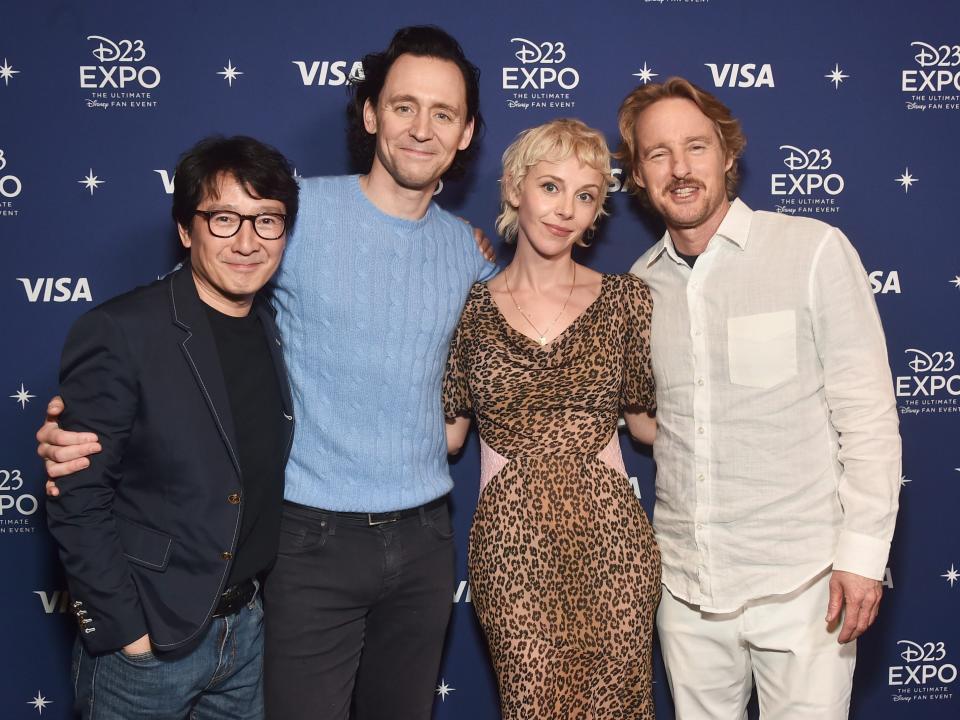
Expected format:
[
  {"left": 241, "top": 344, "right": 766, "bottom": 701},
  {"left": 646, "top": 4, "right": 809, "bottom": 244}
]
[{"left": 656, "top": 569, "right": 856, "bottom": 719}]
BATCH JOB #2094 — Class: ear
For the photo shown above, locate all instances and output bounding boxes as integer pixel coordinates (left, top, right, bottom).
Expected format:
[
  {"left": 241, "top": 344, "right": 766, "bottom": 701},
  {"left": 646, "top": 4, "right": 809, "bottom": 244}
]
[
  {"left": 504, "top": 173, "right": 521, "bottom": 208},
  {"left": 724, "top": 153, "right": 734, "bottom": 173},
  {"left": 362, "top": 98, "right": 378, "bottom": 135},
  {"left": 457, "top": 116, "right": 475, "bottom": 151},
  {"left": 632, "top": 168, "right": 647, "bottom": 190},
  {"left": 177, "top": 223, "right": 192, "bottom": 249}
]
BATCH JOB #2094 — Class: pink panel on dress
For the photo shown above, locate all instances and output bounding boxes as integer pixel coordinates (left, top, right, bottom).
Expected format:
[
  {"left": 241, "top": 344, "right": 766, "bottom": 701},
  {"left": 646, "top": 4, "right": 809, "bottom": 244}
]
[{"left": 477, "top": 432, "right": 626, "bottom": 497}]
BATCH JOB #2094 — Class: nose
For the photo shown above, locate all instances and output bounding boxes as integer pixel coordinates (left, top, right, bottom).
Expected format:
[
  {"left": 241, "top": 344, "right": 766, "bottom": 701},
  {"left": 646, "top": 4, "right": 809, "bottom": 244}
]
[
  {"left": 555, "top": 192, "right": 575, "bottom": 220},
  {"left": 232, "top": 218, "right": 260, "bottom": 254},
  {"left": 409, "top": 110, "right": 433, "bottom": 142},
  {"left": 671, "top": 151, "right": 691, "bottom": 179}
]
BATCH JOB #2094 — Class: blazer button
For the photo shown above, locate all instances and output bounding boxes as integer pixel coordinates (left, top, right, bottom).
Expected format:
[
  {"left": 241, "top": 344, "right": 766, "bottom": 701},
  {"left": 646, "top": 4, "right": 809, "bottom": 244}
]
[
  {"left": 221, "top": 551, "right": 233, "bottom": 560},
  {"left": 228, "top": 493, "right": 241, "bottom": 505}
]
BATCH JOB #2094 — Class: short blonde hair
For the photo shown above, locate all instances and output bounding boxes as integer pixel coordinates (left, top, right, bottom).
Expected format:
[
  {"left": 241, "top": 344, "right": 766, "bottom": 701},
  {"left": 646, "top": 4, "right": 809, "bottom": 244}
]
[
  {"left": 616, "top": 76, "right": 745, "bottom": 207},
  {"left": 496, "top": 118, "right": 613, "bottom": 245}
]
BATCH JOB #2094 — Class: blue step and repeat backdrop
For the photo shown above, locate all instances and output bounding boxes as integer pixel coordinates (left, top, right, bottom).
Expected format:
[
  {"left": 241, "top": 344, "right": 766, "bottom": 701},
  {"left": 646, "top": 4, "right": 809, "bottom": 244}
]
[{"left": 2, "top": 1, "right": 959, "bottom": 717}]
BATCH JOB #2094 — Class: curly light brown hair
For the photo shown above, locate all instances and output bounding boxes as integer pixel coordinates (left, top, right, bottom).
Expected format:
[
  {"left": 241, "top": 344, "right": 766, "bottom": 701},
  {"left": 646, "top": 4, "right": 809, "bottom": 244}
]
[{"left": 496, "top": 118, "right": 613, "bottom": 246}]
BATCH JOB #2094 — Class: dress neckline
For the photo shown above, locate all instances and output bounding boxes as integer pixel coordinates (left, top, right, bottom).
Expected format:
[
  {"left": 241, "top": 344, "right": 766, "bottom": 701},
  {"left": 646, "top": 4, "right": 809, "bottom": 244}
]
[{"left": 481, "top": 273, "right": 610, "bottom": 351}]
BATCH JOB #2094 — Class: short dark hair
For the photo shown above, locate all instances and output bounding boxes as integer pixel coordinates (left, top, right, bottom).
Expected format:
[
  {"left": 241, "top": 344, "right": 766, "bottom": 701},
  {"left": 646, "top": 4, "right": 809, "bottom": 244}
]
[
  {"left": 347, "top": 25, "right": 483, "bottom": 179},
  {"left": 171, "top": 135, "right": 299, "bottom": 232}
]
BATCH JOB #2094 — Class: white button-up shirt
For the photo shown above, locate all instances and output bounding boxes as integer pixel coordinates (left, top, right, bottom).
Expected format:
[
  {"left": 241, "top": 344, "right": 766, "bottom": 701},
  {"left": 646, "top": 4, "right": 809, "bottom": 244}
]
[{"left": 632, "top": 199, "right": 900, "bottom": 612}]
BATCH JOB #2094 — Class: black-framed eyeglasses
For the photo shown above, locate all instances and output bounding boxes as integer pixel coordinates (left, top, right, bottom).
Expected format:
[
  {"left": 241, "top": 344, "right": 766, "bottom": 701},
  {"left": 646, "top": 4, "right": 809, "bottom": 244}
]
[{"left": 194, "top": 210, "right": 287, "bottom": 240}]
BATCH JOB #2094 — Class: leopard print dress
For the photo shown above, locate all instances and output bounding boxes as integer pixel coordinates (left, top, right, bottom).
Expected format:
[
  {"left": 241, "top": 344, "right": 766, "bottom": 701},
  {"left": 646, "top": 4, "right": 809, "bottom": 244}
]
[{"left": 443, "top": 273, "right": 660, "bottom": 719}]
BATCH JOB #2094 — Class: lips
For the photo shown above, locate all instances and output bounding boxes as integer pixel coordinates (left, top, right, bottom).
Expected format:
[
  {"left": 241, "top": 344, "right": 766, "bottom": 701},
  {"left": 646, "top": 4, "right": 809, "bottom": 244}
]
[
  {"left": 667, "top": 181, "right": 704, "bottom": 202},
  {"left": 543, "top": 222, "right": 574, "bottom": 238},
  {"left": 398, "top": 146, "right": 436, "bottom": 158},
  {"left": 224, "top": 261, "right": 262, "bottom": 272}
]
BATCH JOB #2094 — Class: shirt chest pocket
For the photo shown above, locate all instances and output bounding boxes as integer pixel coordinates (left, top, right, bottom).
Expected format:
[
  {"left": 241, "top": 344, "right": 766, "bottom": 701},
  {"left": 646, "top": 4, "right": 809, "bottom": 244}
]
[{"left": 726, "top": 310, "right": 797, "bottom": 389}]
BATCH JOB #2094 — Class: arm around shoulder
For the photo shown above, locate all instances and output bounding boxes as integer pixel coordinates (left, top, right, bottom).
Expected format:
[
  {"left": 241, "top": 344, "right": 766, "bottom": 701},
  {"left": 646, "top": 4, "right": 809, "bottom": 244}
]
[{"left": 46, "top": 307, "right": 148, "bottom": 653}]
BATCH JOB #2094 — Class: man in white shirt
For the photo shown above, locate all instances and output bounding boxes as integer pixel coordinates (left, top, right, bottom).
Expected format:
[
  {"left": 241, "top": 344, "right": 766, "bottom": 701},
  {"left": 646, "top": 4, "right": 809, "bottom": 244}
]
[{"left": 618, "top": 77, "right": 901, "bottom": 718}]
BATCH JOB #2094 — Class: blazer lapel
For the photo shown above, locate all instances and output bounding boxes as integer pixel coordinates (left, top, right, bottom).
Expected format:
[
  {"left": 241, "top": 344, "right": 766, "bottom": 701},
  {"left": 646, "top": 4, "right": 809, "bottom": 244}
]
[
  {"left": 254, "top": 297, "right": 296, "bottom": 453},
  {"left": 168, "top": 265, "right": 242, "bottom": 479}
]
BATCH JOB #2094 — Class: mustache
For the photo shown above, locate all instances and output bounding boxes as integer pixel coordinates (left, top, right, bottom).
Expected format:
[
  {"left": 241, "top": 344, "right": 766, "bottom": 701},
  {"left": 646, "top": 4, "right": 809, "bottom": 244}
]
[{"left": 665, "top": 178, "right": 705, "bottom": 193}]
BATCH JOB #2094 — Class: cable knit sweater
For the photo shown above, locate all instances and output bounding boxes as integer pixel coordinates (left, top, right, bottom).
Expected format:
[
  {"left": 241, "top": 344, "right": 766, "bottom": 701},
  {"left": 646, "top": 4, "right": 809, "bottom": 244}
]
[{"left": 270, "top": 175, "right": 496, "bottom": 511}]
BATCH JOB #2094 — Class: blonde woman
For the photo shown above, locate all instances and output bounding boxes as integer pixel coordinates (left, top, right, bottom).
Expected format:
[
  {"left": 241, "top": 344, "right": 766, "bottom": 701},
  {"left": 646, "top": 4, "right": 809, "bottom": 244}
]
[{"left": 443, "top": 119, "right": 659, "bottom": 718}]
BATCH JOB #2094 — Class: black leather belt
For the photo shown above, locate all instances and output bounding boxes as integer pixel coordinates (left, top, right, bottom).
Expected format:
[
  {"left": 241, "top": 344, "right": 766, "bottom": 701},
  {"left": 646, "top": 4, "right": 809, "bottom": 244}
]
[
  {"left": 332, "top": 496, "right": 447, "bottom": 526},
  {"left": 212, "top": 579, "right": 257, "bottom": 618}
]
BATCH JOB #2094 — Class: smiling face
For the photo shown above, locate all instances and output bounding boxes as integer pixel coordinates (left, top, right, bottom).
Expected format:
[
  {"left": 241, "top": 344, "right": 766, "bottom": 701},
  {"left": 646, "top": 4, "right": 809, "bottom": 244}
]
[
  {"left": 178, "top": 173, "right": 286, "bottom": 316},
  {"left": 509, "top": 156, "right": 604, "bottom": 259},
  {"left": 632, "top": 96, "right": 733, "bottom": 237},
  {"left": 362, "top": 53, "right": 475, "bottom": 192}
]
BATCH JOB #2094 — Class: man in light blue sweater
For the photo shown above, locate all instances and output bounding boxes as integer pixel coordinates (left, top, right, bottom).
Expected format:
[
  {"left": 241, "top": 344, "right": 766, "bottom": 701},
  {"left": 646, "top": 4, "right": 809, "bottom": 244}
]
[
  {"left": 38, "top": 25, "right": 495, "bottom": 720},
  {"left": 261, "top": 27, "right": 494, "bottom": 720}
]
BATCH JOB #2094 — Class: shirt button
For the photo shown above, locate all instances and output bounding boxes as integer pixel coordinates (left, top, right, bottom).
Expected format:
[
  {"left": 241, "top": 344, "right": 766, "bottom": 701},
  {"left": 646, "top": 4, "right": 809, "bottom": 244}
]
[
  {"left": 697, "top": 426, "right": 705, "bottom": 434},
  {"left": 696, "top": 523, "right": 703, "bottom": 530},
  {"left": 698, "top": 473, "right": 705, "bottom": 482},
  {"left": 694, "top": 329, "right": 703, "bottom": 337},
  {"left": 227, "top": 493, "right": 241, "bottom": 505},
  {"left": 697, "top": 378, "right": 705, "bottom": 386},
  {"left": 221, "top": 551, "right": 233, "bottom": 561}
]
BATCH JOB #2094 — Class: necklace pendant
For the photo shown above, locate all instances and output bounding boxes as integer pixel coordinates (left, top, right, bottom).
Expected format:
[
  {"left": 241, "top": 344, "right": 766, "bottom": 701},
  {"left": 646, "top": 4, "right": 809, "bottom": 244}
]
[{"left": 537, "top": 336, "right": 547, "bottom": 346}]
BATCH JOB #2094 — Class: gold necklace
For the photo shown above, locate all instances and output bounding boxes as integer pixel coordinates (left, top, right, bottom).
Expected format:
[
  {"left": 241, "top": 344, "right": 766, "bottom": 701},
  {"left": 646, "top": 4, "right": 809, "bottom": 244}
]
[{"left": 503, "top": 263, "right": 577, "bottom": 346}]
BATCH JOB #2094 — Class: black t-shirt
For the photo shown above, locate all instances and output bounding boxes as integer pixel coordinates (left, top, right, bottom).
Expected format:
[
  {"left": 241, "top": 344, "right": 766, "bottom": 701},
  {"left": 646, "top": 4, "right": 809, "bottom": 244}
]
[
  {"left": 677, "top": 250, "right": 699, "bottom": 268},
  {"left": 204, "top": 305, "right": 286, "bottom": 587}
]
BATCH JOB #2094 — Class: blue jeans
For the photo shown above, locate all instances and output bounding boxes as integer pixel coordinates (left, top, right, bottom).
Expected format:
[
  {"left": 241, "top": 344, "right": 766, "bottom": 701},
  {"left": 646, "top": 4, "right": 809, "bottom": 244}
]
[{"left": 72, "top": 592, "right": 264, "bottom": 720}]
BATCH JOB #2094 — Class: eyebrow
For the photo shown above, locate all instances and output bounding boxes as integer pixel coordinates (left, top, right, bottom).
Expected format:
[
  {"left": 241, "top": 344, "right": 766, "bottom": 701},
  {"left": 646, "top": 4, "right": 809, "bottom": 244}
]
[
  {"left": 534, "top": 174, "right": 602, "bottom": 191},
  {"left": 199, "top": 203, "right": 284, "bottom": 212},
  {"left": 386, "top": 94, "right": 460, "bottom": 115},
  {"left": 643, "top": 134, "right": 715, "bottom": 153}
]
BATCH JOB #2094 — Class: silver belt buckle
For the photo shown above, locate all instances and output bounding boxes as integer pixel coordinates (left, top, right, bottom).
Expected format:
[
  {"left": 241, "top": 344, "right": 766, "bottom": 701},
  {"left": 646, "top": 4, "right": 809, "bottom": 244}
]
[{"left": 367, "top": 512, "right": 399, "bottom": 526}]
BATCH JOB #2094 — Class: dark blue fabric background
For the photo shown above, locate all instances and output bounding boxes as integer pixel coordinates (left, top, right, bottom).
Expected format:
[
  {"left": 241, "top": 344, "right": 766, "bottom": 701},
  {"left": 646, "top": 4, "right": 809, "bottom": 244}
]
[{"left": 2, "top": 1, "right": 958, "bottom": 717}]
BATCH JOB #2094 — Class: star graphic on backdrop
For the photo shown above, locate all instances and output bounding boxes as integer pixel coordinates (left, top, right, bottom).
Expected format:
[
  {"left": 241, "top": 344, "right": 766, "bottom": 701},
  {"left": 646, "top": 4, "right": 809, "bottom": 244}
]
[
  {"left": 10, "top": 383, "right": 35, "bottom": 409},
  {"left": 78, "top": 169, "right": 105, "bottom": 195},
  {"left": 895, "top": 168, "right": 917, "bottom": 193},
  {"left": 293, "top": 167, "right": 303, "bottom": 180},
  {"left": 0, "top": 58, "right": 20, "bottom": 86},
  {"left": 435, "top": 679, "right": 455, "bottom": 701},
  {"left": 943, "top": 564, "right": 959, "bottom": 588},
  {"left": 950, "top": 275, "right": 960, "bottom": 289},
  {"left": 899, "top": 475, "right": 911, "bottom": 487},
  {"left": 825, "top": 63, "right": 849, "bottom": 89},
  {"left": 217, "top": 60, "right": 243, "bottom": 87},
  {"left": 27, "top": 692, "right": 53, "bottom": 714},
  {"left": 632, "top": 62, "right": 659, "bottom": 84}
]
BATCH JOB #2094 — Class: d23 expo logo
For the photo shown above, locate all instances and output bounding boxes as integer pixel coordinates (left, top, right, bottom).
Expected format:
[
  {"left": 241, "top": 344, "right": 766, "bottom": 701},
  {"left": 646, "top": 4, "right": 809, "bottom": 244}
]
[
  {"left": 80, "top": 35, "right": 160, "bottom": 110},
  {"left": 770, "top": 145, "right": 843, "bottom": 215},
  {"left": 502, "top": 38, "right": 579, "bottom": 110},
  {"left": 902, "top": 42, "right": 960, "bottom": 112},
  {"left": 0, "top": 469, "right": 39, "bottom": 537},
  {"left": 0, "top": 147, "right": 21, "bottom": 217},
  {"left": 896, "top": 349, "right": 959, "bottom": 415},
  {"left": 889, "top": 640, "right": 956, "bottom": 703}
]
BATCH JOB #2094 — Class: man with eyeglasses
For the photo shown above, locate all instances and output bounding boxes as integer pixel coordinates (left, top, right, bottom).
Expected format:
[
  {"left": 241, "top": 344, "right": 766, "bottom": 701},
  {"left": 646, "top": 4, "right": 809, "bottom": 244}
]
[
  {"left": 44, "top": 135, "right": 298, "bottom": 720},
  {"left": 40, "top": 26, "right": 495, "bottom": 719}
]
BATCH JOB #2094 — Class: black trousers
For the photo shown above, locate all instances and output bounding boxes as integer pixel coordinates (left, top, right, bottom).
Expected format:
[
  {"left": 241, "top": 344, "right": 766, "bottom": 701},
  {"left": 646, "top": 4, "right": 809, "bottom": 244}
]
[{"left": 263, "top": 499, "right": 455, "bottom": 720}]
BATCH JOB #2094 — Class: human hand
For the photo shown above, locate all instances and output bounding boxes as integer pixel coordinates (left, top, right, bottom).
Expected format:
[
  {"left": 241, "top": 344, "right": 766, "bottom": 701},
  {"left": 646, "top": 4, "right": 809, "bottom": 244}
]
[
  {"left": 457, "top": 218, "right": 496, "bottom": 263},
  {"left": 36, "top": 396, "right": 101, "bottom": 496},
  {"left": 121, "top": 633, "right": 152, "bottom": 657},
  {"left": 826, "top": 569, "right": 883, "bottom": 643}
]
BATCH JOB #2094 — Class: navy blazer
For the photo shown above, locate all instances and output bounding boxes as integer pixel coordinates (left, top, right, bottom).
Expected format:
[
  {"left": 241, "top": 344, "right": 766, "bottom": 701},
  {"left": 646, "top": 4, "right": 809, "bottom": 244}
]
[{"left": 46, "top": 264, "right": 294, "bottom": 654}]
